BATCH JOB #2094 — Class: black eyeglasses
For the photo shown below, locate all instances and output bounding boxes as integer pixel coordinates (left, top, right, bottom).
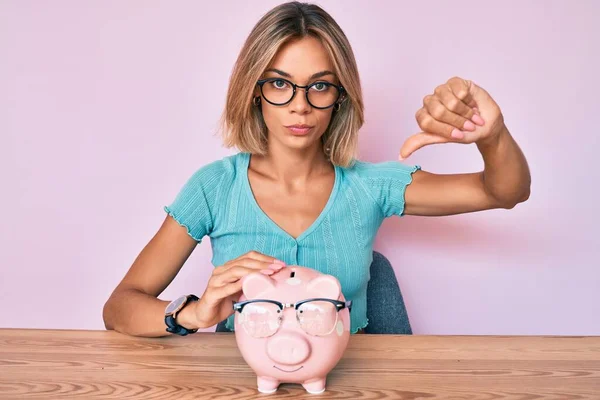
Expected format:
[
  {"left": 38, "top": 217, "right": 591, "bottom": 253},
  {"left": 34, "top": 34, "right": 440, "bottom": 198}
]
[
  {"left": 256, "top": 78, "right": 345, "bottom": 109},
  {"left": 233, "top": 298, "right": 352, "bottom": 337}
]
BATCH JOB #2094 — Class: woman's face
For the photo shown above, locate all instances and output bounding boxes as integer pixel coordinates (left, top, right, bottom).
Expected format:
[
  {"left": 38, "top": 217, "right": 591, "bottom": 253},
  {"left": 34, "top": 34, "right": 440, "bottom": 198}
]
[{"left": 257, "top": 36, "right": 341, "bottom": 154}]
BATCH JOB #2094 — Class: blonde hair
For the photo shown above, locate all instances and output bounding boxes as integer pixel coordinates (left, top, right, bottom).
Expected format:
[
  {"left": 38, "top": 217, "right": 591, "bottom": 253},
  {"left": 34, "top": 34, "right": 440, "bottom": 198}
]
[{"left": 219, "top": 1, "right": 364, "bottom": 167}]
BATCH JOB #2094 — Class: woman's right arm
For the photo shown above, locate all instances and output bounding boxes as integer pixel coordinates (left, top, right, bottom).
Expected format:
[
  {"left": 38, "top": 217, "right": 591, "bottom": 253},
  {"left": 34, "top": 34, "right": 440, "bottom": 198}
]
[
  {"left": 102, "top": 215, "right": 285, "bottom": 337},
  {"left": 102, "top": 215, "right": 198, "bottom": 337}
]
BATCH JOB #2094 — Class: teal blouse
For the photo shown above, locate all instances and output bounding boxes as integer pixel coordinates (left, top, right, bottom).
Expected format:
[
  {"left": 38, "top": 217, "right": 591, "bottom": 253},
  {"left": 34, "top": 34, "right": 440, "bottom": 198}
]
[{"left": 165, "top": 152, "right": 420, "bottom": 333}]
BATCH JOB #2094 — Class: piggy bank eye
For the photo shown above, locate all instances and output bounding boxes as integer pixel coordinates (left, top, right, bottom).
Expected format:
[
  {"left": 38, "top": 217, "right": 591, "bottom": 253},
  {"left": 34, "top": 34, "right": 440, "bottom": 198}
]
[
  {"left": 240, "top": 302, "right": 282, "bottom": 338},
  {"left": 297, "top": 301, "right": 338, "bottom": 336}
]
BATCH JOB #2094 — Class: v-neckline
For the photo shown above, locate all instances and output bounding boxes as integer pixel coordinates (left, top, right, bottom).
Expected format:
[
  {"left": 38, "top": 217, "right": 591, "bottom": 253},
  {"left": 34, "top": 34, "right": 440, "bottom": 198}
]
[{"left": 241, "top": 152, "right": 340, "bottom": 242}]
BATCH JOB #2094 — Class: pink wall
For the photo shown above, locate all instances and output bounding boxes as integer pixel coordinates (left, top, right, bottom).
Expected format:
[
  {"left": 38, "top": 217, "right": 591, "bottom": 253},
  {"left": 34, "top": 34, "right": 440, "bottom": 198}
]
[{"left": 1, "top": 1, "right": 598, "bottom": 335}]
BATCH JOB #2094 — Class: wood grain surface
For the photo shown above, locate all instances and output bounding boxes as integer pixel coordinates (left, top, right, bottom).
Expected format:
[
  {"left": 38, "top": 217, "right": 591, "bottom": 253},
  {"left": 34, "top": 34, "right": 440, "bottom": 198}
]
[{"left": 0, "top": 329, "right": 598, "bottom": 399}]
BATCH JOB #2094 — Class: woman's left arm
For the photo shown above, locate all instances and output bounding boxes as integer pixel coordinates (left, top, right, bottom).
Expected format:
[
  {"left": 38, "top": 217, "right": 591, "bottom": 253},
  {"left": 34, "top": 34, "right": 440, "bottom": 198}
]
[{"left": 400, "top": 77, "right": 531, "bottom": 216}]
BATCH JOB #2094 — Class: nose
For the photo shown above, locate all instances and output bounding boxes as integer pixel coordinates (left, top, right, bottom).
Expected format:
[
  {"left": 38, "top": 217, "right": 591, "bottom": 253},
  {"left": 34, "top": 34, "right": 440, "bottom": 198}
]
[
  {"left": 289, "top": 87, "right": 311, "bottom": 114},
  {"left": 266, "top": 332, "right": 311, "bottom": 365}
]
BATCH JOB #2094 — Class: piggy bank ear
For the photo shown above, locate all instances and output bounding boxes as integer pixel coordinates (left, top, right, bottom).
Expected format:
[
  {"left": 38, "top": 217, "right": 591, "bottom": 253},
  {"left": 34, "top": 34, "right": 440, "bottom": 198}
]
[
  {"left": 307, "top": 275, "right": 341, "bottom": 300},
  {"left": 242, "top": 272, "right": 276, "bottom": 300}
]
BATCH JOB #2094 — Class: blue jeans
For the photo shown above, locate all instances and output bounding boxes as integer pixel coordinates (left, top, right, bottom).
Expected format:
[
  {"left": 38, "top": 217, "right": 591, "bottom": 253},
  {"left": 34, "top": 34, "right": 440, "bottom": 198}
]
[{"left": 215, "top": 251, "right": 412, "bottom": 334}]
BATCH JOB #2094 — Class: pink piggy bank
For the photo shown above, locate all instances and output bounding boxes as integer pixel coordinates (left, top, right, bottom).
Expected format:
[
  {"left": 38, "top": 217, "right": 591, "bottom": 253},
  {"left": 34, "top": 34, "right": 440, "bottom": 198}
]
[{"left": 233, "top": 266, "right": 352, "bottom": 394}]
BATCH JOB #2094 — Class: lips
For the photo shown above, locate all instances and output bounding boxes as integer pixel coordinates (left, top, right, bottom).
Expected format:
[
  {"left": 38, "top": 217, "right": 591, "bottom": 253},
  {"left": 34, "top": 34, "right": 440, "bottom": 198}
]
[{"left": 285, "top": 125, "right": 313, "bottom": 135}]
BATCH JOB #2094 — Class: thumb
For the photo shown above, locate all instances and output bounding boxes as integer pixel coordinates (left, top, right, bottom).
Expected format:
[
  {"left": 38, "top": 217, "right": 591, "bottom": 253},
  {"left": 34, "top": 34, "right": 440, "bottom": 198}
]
[{"left": 399, "top": 132, "right": 448, "bottom": 160}]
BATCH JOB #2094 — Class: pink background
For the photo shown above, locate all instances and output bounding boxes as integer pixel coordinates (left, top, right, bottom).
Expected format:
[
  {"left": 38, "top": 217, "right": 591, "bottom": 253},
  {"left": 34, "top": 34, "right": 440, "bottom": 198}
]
[{"left": 1, "top": 0, "right": 598, "bottom": 335}]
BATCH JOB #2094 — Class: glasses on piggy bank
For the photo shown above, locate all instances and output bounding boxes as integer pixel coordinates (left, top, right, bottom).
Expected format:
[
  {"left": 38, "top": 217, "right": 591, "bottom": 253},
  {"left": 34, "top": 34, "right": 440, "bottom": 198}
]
[{"left": 233, "top": 298, "right": 352, "bottom": 338}]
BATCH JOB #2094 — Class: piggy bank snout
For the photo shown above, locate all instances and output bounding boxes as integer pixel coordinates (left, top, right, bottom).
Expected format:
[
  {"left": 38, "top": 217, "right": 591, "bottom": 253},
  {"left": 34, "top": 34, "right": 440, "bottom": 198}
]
[{"left": 266, "top": 333, "right": 311, "bottom": 365}]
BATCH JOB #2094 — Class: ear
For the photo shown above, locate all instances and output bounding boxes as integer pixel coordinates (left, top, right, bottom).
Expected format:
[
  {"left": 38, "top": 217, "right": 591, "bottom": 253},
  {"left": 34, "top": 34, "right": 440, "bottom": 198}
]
[
  {"left": 242, "top": 272, "right": 276, "bottom": 300},
  {"left": 253, "top": 82, "right": 262, "bottom": 98},
  {"left": 307, "top": 275, "right": 341, "bottom": 300}
]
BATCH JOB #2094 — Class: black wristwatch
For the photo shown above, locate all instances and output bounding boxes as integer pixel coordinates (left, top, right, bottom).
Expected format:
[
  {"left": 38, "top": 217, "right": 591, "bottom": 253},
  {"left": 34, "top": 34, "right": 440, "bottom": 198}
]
[{"left": 164, "top": 294, "right": 199, "bottom": 335}]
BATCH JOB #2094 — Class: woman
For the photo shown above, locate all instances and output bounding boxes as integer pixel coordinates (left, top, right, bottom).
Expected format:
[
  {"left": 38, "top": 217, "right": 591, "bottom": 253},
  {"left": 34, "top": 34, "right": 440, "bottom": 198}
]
[{"left": 103, "top": 2, "right": 530, "bottom": 337}]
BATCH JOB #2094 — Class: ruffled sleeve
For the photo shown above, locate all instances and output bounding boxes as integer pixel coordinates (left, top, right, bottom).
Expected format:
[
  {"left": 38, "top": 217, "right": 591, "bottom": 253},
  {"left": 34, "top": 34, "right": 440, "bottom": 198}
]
[{"left": 353, "top": 160, "right": 421, "bottom": 218}]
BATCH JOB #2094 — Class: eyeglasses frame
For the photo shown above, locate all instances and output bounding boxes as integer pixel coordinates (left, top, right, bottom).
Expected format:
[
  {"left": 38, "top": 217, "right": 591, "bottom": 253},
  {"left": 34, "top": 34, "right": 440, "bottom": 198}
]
[
  {"left": 256, "top": 77, "right": 345, "bottom": 110},
  {"left": 232, "top": 297, "right": 352, "bottom": 337}
]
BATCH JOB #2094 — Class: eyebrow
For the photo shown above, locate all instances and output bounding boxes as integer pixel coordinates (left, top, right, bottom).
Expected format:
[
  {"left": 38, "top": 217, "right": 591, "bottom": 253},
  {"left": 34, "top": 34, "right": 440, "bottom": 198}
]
[{"left": 265, "top": 68, "right": 335, "bottom": 80}]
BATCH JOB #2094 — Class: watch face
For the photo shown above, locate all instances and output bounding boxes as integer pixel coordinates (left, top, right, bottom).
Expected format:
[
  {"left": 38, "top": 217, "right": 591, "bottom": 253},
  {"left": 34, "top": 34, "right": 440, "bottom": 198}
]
[{"left": 166, "top": 296, "right": 187, "bottom": 315}]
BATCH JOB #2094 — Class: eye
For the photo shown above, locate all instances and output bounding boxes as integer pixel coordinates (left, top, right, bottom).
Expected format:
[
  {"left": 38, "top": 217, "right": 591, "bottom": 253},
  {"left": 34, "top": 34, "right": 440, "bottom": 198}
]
[
  {"left": 271, "top": 79, "right": 288, "bottom": 89},
  {"left": 311, "top": 82, "right": 330, "bottom": 92}
]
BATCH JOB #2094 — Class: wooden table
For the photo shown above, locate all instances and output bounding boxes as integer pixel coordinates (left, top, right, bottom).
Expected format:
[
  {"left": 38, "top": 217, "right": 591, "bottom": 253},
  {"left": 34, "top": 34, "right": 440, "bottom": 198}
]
[{"left": 0, "top": 329, "right": 598, "bottom": 399}]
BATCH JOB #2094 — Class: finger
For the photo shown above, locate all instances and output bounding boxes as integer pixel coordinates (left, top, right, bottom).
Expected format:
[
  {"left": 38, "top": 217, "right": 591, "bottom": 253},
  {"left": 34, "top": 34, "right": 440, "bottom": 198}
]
[
  {"left": 212, "top": 265, "right": 275, "bottom": 287},
  {"left": 424, "top": 94, "right": 476, "bottom": 132},
  {"left": 203, "top": 280, "right": 244, "bottom": 307},
  {"left": 399, "top": 131, "right": 449, "bottom": 160},
  {"left": 416, "top": 108, "right": 467, "bottom": 140},
  {"left": 212, "top": 269, "right": 274, "bottom": 290},
  {"left": 215, "top": 258, "right": 282, "bottom": 276},
  {"left": 211, "top": 280, "right": 244, "bottom": 302},
  {"left": 434, "top": 86, "right": 477, "bottom": 125},
  {"left": 447, "top": 77, "right": 476, "bottom": 109},
  {"left": 216, "top": 251, "right": 284, "bottom": 274},
  {"left": 238, "top": 251, "right": 284, "bottom": 265},
  {"left": 245, "top": 250, "right": 282, "bottom": 263},
  {"left": 468, "top": 83, "right": 492, "bottom": 126}
]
